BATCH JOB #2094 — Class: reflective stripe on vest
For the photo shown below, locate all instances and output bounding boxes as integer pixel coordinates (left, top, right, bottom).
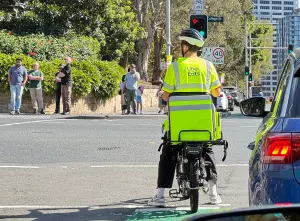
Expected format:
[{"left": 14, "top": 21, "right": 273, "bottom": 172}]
[
  {"left": 172, "top": 60, "right": 211, "bottom": 91},
  {"left": 169, "top": 95, "right": 213, "bottom": 111}
]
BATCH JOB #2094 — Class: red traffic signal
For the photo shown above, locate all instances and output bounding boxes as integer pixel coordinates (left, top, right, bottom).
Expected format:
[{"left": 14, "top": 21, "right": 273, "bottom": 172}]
[
  {"left": 189, "top": 15, "right": 208, "bottom": 39},
  {"left": 192, "top": 18, "right": 199, "bottom": 24}
]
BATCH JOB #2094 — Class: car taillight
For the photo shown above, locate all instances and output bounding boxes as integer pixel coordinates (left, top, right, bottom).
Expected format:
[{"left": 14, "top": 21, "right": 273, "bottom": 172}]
[
  {"left": 227, "top": 96, "right": 232, "bottom": 99},
  {"left": 219, "top": 94, "right": 223, "bottom": 97},
  {"left": 262, "top": 133, "right": 300, "bottom": 164},
  {"left": 291, "top": 133, "right": 300, "bottom": 164}
]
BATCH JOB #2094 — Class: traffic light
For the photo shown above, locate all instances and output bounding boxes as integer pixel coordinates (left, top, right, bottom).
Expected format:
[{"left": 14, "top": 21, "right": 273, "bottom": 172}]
[
  {"left": 245, "top": 66, "right": 249, "bottom": 76},
  {"left": 189, "top": 15, "right": 208, "bottom": 39},
  {"left": 288, "top": 44, "right": 293, "bottom": 53},
  {"left": 248, "top": 73, "right": 253, "bottom": 82}
]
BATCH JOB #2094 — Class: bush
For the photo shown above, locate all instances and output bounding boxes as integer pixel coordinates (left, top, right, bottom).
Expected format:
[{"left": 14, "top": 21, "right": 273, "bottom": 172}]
[
  {"left": 0, "top": 54, "right": 126, "bottom": 100},
  {"left": 0, "top": 31, "right": 101, "bottom": 61}
]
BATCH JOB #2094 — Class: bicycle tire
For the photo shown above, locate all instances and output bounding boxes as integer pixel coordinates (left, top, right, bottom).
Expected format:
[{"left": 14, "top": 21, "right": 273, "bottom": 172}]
[{"left": 189, "top": 158, "right": 199, "bottom": 213}]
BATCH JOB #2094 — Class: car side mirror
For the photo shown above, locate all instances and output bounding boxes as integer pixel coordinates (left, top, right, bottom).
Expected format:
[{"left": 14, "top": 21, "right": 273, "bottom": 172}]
[{"left": 240, "top": 97, "right": 267, "bottom": 117}]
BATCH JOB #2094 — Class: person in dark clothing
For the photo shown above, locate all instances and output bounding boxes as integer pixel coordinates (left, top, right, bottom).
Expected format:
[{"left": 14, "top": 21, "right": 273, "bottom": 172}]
[
  {"left": 58, "top": 57, "right": 72, "bottom": 115},
  {"left": 54, "top": 64, "right": 64, "bottom": 114}
]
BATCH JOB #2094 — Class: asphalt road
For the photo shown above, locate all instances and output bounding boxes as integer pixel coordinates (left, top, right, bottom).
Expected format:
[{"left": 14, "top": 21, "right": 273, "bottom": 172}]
[{"left": 0, "top": 111, "right": 263, "bottom": 221}]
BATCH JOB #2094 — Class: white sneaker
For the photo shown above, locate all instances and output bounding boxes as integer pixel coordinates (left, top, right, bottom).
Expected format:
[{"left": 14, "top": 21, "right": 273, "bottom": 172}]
[
  {"left": 147, "top": 195, "right": 165, "bottom": 207},
  {"left": 209, "top": 194, "right": 222, "bottom": 204},
  {"left": 208, "top": 181, "right": 222, "bottom": 204}
]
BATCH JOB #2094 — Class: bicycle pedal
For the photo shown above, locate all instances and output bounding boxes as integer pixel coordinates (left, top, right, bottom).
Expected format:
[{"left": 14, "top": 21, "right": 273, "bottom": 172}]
[{"left": 169, "top": 189, "right": 179, "bottom": 198}]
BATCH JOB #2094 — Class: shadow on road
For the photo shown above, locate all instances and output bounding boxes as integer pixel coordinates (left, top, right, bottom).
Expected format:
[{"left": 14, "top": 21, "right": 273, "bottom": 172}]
[{"left": 0, "top": 197, "right": 201, "bottom": 221}]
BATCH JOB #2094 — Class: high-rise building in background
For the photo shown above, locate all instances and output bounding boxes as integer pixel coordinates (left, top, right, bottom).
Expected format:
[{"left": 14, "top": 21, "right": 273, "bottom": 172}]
[
  {"left": 277, "top": 9, "right": 300, "bottom": 73},
  {"left": 252, "top": 0, "right": 296, "bottom": 97}
]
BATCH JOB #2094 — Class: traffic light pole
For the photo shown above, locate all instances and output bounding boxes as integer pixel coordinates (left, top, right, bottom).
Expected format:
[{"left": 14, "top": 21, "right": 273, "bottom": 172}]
[{"left": 245, "top": 21, "right": 249, "bottom": 99}]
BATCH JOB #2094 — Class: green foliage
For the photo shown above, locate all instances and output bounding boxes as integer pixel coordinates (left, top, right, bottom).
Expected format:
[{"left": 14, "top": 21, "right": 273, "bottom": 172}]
[
  {"left": 249, "top": 21, "right": 274, "bottom": 83},
  {"left": 0, "top": 30, "right": 100, "bottom": 61},
  {"left": 0, "top": 53, "right": 126, "bottom": 100},
  {"left": 0, "top": 0, "right": 141, "bottom": 61}
]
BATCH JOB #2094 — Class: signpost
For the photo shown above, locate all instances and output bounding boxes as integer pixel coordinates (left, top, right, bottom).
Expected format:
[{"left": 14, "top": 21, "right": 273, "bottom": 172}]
[
  {"left": 201, "top": 47, "right": 225, "bottom": 64},
  {"left": 193, "top": 0, "right": 204, "bottom": 14},
  {"left": 212, "top": 47, "right": 224, "bottom": 64},
  {"left": 208, "top": 16, "right": 224, "bottom": 23}
]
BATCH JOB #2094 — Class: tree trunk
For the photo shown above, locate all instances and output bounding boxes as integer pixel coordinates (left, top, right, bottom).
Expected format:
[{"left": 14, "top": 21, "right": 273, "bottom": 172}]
[
  {"left": 152, "top": 28, "right": 164, "bottom": 83},
  {"left": 137, "top": 23, "right": 156, "bottom": 81}
]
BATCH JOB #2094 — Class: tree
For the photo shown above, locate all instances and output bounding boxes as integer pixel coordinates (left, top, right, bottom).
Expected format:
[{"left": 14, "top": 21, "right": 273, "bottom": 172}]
[
  {"left": 249, "top": 21, "right": 273, "bottom": 85},
  {"left": 132, "top": 0, "right": 164, "bottom": 80},
  {"left": 0, "top": 0, "right": 141, "bottom": 62}
]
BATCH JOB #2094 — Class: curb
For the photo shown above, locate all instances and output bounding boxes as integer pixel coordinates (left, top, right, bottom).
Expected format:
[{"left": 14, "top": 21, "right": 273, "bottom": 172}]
[
  {"left": 64, "top": 114, "right": 168, "bottom": 120},
  {"left": 63, "top": 112, "right": 232, "bottom": 120}
]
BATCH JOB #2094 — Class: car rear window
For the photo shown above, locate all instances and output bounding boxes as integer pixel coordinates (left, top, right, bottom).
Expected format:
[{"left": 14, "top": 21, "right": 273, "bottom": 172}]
[{"left": 286, "top": 76, "right": 300, "bottom": 117}]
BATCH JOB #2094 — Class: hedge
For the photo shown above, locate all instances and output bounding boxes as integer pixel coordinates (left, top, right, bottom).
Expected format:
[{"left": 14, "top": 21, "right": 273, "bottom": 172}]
[
  {"left": 0, "top": 54, "right": 126, "bottom": 100},
  {"left": 0, "top": 30, "right": 101, "bottom": 61}
]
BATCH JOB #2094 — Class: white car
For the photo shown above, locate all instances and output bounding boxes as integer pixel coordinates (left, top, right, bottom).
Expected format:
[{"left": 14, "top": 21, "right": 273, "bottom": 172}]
[{"left": 216, "top": 89, "right": 229, "bottom": 112}]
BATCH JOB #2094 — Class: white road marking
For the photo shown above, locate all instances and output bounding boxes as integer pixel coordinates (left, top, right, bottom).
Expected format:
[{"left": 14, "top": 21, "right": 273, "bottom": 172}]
[
  {"left": 98, "top": 123, "right": 125, "bottom": 126},
  {"left": 138, "top": 124, "right": 161, "bottom": 127},
  {"left": 90, "top": 164, "right": 248, "bottom": 168},
  {"left": 239, "top": 125, "right": 258, "bottom": 128},
  {"left": 0, "top": 119, "right": 67, "bottom": 127},
  {"left": 91, "top": 165, "right": 158, "bottom": 168},
  {"left": 0, "top": 205, "right": 88, "bottom": 209},
  {"left": 217, "top": 164, "right": 248, "bottom": 167},
  {"left": 0, "top": 166, "right": 41, "bottom": 169}
]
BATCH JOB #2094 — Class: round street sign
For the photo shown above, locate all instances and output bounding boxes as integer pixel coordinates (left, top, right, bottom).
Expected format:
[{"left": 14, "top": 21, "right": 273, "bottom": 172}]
[{"left": 213, "top": 48, "right": 224, "bottom": 59}]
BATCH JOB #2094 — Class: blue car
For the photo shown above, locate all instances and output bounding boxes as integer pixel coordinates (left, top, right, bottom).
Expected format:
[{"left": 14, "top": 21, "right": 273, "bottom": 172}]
[{"left": 240, "top": 49, "right": 300, "bottom": 206}]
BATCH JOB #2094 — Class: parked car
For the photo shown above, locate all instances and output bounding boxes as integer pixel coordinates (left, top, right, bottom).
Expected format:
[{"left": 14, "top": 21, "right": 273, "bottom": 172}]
[
  {"left": 224, "top": 89, "right": 234, "bottom": 111},
  {"left": 216, "top": 88, "right": 228, "bottom": 112},
  {"left": 240, "top": 49, "right": 300, "bottom": 206},
  {"left": 230, "top": 91, "right": 245, "bottom": 106}
]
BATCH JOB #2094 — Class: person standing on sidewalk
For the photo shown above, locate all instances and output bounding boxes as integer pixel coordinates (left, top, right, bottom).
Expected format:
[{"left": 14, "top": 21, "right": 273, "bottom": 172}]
[
  {"left": 53, "top": 64, "right": 64, "bottom": 114},
  {"left": 58, "top": 57, "right": 72, "bottom": 115},
  {"left": 124, "top": 64, "right": 140, "bottom": 115},
  {"left": 8, "top": 58, "right": 28, "bottom": 115},
  {"left": 28, "top": 62, "right": 45, "bottom": 114}
]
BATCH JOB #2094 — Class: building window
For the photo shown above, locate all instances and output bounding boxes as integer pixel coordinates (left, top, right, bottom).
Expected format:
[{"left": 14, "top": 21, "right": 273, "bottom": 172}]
[
  {"left": 254, "top": 0, "right": 258, "bottom": 3},
  {"left": 261, "top": 6, "right": 270, "bottom": 9},
  {"left": 272, "top": 76, "right": 277, "bottom": 80},
  {"left": 254, "top": 6, "right": 258, "bottom": 9},
  {"left": 261, "top": 12, "right": 270, "bottom": 15},
  {"left": 273, "top": 82, "right": 277, "bottom": 85},
  {"left": 272, "top": 1, "right": 281, "bottom": 4},
  {"left": 284, "top": 7, "right": 294, "bottom": 10},
  {"left": 273, "top": 12, "right": 282, "bottom": 15},
  {"left": 272, "top": 6, "right": 282, "bottom": 10},
  {"left": 266, "top": 76, "right": 271, "bottom": 80},
  {"left": 284, "top": 12, "right": 291, "bottom": 15},
  {"left": 265, "top": 92, "right": 271, "bottom": 96},
  {"left": 272, "top": 55, "right": 277, "bottom": 58},
  {"left": 284, "top": 1, "right": 294, "bottom": 5},
  {"left": 260, "top": 1, "right": 270, "bottom": 4}
]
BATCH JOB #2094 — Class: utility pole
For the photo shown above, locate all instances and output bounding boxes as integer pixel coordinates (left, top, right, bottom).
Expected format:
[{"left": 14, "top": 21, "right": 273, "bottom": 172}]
[
  {"left": 245, "top": 21, "right": 249, "bottom": 98},
  {"left": 166, "top": 0, "right": 171, "bottom": 57}
]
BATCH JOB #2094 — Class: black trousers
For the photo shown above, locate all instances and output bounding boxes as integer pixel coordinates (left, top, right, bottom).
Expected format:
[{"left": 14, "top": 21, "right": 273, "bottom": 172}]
[
  {"left": 157, "top": 142, "right": 218, "bottom": 188},
  {"left": 55, "top": 83, "right": 61, "bottom": 112}
]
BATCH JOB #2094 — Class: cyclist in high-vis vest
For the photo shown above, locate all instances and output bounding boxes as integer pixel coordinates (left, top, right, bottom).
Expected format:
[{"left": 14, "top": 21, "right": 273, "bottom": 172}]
[{"left": 148, "top": 28, "right": 222, "bottom": 207}]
